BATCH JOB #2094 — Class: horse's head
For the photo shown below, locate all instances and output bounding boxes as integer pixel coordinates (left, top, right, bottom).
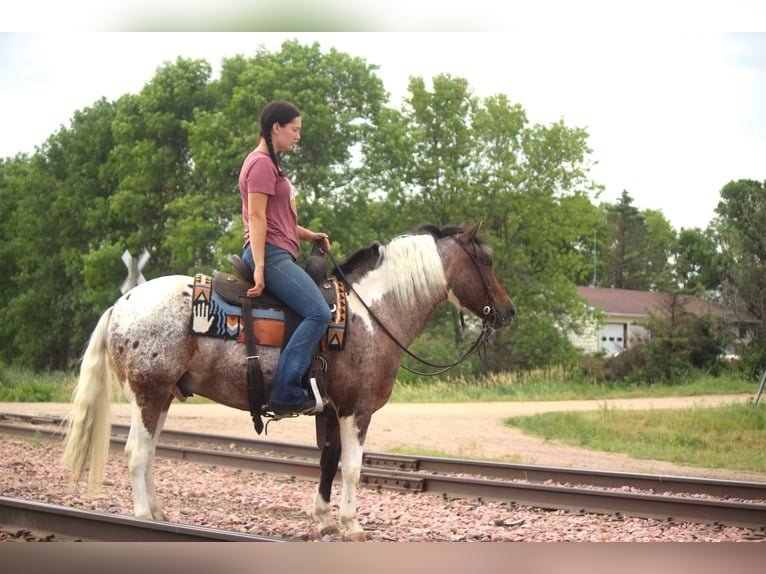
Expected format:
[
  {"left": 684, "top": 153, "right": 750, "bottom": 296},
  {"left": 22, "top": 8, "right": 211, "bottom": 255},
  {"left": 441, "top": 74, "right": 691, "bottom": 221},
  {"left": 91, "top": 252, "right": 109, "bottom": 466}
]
[{"left": 442, "top": 219, "right": 516, "bottom": 329}]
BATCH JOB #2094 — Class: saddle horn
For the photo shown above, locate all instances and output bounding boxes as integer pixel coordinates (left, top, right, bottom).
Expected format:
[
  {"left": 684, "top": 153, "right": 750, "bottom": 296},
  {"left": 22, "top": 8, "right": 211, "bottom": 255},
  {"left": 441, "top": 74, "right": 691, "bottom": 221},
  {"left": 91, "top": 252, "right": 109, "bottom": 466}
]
[
  {"left": 304, "top": 239, "right": 328, "bottom": 284},
  {"left": 227, "top": 254, "right": 254, "bottom": 285}
]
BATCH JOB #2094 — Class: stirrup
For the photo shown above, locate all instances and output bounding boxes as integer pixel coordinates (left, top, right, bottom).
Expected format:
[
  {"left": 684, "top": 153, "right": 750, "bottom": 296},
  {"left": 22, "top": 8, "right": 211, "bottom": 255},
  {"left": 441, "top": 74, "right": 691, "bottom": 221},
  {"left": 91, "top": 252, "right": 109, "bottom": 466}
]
[{"left": 307, "top": 377, "right": 325, "bottom": 414}]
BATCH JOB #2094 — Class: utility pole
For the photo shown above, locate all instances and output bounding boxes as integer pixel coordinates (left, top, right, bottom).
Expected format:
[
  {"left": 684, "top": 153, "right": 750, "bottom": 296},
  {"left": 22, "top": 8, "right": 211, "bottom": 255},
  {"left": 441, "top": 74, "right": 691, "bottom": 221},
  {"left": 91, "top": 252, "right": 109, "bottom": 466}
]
[
  {"left": 755, "top": 368, "right": 766, "bottom": 406},
  {"left": 591, "top": 231, "right": 598, "bottom": 287}
]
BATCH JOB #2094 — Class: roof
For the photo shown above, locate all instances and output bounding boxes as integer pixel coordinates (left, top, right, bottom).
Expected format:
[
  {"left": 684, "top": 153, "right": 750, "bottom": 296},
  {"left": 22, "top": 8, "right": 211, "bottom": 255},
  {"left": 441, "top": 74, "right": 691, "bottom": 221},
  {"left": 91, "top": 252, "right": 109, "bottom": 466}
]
[{"left": 576, "top": 286, "right": 751, "bottom": 320}]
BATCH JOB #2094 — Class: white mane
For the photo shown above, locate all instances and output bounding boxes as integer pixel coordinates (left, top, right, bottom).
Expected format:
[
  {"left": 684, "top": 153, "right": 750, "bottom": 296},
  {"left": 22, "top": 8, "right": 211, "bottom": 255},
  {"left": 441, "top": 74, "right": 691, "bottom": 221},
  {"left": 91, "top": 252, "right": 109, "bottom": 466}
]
[{"left": 376, "top": 233, "right": 448, "bottom": 309}]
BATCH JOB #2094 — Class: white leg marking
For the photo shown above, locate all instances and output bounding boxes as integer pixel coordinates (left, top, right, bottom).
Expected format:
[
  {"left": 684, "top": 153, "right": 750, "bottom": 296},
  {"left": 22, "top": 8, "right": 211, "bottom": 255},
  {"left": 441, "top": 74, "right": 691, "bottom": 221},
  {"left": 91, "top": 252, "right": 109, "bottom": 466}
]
[
  {"left": 313, "top": 491, "right": 338, "bottom": 536},
  {"left": 338, "top": 415, "right": 365, "bottom": 537},
  {"left": 125, "top": 403, "right": 154, "bottom": 519},
  {"left": 145, "top": 409, "right": 168, "bottom": 520}
]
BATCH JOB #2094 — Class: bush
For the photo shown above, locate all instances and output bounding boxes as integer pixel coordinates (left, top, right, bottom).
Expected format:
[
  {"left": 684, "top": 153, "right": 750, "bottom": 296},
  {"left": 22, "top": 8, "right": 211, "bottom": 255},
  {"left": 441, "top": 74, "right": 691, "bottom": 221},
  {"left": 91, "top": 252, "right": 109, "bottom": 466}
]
[
  {"left": 0, "top": 380, "right": 59, "bottom": 402},
  {"left": 0, "top": 365, "right": 69, "bottom": 402},
  {"left": 604, "top": 344, "right": 650, "bottom": 382},
  {"left": 736, "top": 338, "right": 766, "bottom": 381}
]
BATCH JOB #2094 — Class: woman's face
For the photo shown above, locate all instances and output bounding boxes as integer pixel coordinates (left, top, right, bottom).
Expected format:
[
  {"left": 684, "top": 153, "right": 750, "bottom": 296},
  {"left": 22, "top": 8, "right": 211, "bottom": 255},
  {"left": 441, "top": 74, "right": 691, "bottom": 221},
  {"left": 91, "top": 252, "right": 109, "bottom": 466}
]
[{"left": 272, "top": 116, "right": 302, "bottom": 152}]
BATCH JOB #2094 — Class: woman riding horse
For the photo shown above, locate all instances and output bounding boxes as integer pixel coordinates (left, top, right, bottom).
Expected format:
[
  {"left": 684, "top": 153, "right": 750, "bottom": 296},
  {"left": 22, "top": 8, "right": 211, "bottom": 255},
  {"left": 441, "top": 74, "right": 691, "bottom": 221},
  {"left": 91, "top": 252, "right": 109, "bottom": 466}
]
[{"left": 63, "top": 216, "right": 516, "bottom": 539}]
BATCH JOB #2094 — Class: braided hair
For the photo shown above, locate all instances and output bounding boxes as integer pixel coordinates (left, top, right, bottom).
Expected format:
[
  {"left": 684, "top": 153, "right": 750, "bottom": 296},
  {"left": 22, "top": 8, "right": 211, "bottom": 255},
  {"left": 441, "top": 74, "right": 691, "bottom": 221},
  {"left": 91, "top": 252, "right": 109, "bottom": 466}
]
[{"left": 258, "top": 100, "right": 301, "bottom": 177}]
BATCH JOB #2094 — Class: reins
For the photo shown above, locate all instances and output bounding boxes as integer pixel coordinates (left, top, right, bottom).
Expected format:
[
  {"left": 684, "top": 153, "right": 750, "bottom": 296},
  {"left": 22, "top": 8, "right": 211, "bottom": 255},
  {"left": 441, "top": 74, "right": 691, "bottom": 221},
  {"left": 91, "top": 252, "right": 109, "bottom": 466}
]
[{"left": 323, "top": 236, "right": 495, "bottom": 377}]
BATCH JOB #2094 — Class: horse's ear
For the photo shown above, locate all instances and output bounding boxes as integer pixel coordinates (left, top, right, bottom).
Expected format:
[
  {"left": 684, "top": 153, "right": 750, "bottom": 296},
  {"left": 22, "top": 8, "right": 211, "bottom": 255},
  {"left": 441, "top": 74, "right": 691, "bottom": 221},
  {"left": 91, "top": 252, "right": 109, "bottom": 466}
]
[{"left": 459, "top": 219, "right": 483, "bottom": 243}]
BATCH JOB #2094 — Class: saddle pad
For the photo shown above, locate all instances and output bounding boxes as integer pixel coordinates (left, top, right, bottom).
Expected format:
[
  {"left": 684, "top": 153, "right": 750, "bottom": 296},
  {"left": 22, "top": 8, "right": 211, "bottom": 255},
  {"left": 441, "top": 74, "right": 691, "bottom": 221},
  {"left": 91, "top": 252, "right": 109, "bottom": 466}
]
[
  {"left": 191, "top": 274, "right": 285, "bottom": 346},
  {"left": 190, "top": 273, "right": 349, "bottom": 350},
  {"left": 323, "top": 278, "right": 348, "bottom": 350}
]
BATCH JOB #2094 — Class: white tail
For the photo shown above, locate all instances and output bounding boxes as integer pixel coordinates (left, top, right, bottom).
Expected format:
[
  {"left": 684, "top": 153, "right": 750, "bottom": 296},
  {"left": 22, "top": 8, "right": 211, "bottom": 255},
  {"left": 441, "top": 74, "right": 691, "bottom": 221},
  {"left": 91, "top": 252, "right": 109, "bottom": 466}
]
[{"left": 62, "top": 306, "right": 116, "bottom": 492}]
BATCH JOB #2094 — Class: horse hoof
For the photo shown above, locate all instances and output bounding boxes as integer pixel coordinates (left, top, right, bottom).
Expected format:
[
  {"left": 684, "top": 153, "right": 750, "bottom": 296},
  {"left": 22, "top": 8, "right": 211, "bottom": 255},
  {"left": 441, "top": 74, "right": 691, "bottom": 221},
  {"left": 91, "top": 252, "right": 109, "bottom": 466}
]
[
  {"left": 348, "top": 531, "right": 367, "bottom": 542},
  {"left": 319, "top": 524, "right": 340, "bottom": 537}
]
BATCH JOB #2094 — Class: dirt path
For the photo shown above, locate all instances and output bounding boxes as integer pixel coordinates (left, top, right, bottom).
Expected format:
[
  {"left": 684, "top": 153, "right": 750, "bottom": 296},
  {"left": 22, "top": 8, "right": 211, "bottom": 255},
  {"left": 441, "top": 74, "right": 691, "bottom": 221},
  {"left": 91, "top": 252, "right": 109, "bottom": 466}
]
[{"left": 2, "top": 393, "right": 763, "bottom": 482}]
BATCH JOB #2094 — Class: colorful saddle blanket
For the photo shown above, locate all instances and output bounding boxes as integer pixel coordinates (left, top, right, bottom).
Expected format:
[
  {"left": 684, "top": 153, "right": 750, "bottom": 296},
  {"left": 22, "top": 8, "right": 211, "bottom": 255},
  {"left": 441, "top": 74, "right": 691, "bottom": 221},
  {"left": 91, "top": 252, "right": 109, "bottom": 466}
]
[{"left": 190, "top": 273, "right": 348, "bottom": 350}]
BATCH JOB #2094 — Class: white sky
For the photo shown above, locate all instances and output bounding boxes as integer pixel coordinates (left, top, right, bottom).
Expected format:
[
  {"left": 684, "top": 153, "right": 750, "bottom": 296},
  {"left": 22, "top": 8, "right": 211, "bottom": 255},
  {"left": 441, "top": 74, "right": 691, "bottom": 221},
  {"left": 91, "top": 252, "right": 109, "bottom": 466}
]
[{"left": 2, "top": 14, "right": 766, "bottom": 232}]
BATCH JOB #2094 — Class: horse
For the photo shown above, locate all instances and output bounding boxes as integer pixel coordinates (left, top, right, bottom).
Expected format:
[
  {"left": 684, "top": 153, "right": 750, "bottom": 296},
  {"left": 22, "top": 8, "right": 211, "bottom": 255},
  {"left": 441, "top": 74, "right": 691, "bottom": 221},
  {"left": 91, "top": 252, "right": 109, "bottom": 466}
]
[{"left": 62, "top": 219, "right": 516, "bottom": 541}]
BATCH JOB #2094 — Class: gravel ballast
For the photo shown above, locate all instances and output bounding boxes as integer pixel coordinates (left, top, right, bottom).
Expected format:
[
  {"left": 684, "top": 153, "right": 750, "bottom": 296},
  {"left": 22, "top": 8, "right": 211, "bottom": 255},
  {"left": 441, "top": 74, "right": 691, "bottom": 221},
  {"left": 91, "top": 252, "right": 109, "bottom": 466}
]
[{"left": 1, "top": 437, "right": 763, "bottom": 542}]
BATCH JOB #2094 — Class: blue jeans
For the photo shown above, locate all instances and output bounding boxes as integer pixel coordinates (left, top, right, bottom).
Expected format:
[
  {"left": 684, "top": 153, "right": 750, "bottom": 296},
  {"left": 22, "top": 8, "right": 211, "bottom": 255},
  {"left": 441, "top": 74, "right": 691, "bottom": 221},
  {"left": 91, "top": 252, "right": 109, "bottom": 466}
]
[{"left": 242, "top": 243, "right": 332, "bottom": 404}]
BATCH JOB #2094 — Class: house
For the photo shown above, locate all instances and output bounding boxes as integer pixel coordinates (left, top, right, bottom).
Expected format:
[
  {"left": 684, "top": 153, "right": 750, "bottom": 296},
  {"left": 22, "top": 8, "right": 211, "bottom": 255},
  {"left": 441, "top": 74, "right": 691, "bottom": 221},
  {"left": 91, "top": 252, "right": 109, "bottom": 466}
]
[{"left": 571, "top": 286, "right": 756, "bottom": 356}]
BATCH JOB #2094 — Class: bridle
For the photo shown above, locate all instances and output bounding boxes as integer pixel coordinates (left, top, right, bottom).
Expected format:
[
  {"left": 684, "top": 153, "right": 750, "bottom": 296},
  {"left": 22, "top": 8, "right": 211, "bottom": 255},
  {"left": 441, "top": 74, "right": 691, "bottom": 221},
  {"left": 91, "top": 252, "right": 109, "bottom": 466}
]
[
  {"left": 449, "top": 235, "right": 505, "bottom": 329},
  {"left": 325, "top": 234, "right": 499, "bottom": 376}
]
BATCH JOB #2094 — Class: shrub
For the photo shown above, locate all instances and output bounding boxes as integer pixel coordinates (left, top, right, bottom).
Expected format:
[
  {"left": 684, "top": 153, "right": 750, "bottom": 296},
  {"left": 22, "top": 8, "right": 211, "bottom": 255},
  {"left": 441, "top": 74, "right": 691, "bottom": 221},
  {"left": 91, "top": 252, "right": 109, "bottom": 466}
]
[
  {"left": 0, "top": 365, "right": 69, "bottom": 402},
  {"left": 0, "top": 380, "right": 59, "bottom": 402}
]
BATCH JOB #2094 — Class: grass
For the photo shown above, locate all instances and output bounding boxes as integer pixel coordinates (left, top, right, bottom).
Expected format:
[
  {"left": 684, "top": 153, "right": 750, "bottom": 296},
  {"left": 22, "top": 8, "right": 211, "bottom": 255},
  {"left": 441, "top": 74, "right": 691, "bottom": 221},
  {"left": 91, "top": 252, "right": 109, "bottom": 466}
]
[
  {"left": 0, "top": 365, "right": 758, "bottom": 404},
  {"left": 389, "top": 368, "right": 757, "bottom": 403},
  {"left": 385, "top": 444, "right": 525, "bottom": 463},
  {"left": 504, "top": 401, "right": 766, "bottom": 473}
]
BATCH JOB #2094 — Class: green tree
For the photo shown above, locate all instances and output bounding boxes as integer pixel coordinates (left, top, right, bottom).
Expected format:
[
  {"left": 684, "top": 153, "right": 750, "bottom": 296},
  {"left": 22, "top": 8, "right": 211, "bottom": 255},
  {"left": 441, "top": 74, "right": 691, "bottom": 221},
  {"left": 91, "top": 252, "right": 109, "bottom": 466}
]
[
  {"left": 104, "top": 57, "right": 214, "bottom": 275},
  {"left": 674, "top": 226, "right": 723, "bottom": 293},
  {"left": 644, "top": 293, "right": 700, "bottom": 382},
  {"left": 363, "top": 77, "right": 603, "bottom": 371},
  {"left": 1, "top": 98, "right": 118, "bottom": 368},
  {"left": 714, "top": 179, "right": 766, "bottom": 376},
  {"left": 604, "top": 190, "right": 650, "bottom": 290},
  {"left": 643, "top": 209, "right": 676, "bottom": 290},
  {"left": 0, "top": 157, "right": 29, "bottom": 363}
]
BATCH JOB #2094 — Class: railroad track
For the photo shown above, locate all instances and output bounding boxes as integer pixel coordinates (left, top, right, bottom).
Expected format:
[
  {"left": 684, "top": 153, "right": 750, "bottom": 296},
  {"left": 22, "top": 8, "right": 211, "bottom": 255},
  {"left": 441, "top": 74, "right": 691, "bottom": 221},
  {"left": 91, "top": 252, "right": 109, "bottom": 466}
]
[
  {"left": 0, "top": 496, "right": 286, "bottom": 542},
  {"left": 2, "top": 412, "right": 765, "bottom": 533}
]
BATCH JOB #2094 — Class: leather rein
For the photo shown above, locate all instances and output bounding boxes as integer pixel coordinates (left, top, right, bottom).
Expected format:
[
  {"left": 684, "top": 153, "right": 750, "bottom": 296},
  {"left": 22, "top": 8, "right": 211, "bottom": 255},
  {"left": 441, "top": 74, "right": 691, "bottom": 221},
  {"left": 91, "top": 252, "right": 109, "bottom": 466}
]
[{"left": 325, "top": 235, "right": 497, "bottom": 376}]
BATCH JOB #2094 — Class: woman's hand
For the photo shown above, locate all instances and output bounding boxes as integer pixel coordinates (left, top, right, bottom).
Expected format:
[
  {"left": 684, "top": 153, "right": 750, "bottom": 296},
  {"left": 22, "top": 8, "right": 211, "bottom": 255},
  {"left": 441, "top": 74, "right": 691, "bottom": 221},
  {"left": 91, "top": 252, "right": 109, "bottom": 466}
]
[
  {"left": 311, "top": 231, "right": 331, "bottom": 254},
  {"left": 299, "top": 226, "right": 330, "bottom": 254},
  {"left": 247, "top": 267, "right": 265, "bottom": 298}
]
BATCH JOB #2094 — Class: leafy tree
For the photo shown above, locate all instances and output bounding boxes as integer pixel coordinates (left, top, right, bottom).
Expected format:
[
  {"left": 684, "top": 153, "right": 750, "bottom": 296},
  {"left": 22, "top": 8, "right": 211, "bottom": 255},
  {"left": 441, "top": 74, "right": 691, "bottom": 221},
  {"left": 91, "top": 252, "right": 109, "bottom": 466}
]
[
  {"left": 714, "top": 179, "right": 766, "bottom": 376},
  {"left": 0, "top": 157, "right": 29, "bottom": 363},
  {"left": 643, "top": 209, "right": 676, "bottom": 290},
  {"left": 362, "top": 77, "right": 603, "bottom": 371},
  {"left": 644, "top": 294, "right": 704, "bottom": 383},
  {"left": 674, "top": 226, "right": 723, "bottom": 294},
  {"left": 0, "top": 97, "right": 119, "bottom": 368},
  {"left": 103, "top": 57, "right": 214, "bottom": 275}
]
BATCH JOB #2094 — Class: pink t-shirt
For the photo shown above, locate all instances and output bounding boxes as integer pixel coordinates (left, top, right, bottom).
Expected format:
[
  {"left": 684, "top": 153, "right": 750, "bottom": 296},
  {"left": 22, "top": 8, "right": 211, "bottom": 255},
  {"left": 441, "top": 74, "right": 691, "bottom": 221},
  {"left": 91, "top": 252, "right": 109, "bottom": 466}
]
[{"left": 239, "top": 150, "right": 299, "bottom": 259}]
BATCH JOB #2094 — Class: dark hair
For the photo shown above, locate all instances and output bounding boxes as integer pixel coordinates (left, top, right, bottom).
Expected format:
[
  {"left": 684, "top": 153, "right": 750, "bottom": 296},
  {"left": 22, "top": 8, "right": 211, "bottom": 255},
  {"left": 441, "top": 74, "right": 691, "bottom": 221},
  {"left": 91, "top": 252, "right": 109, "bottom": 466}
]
[{"left": 258, "top": 100, "right": 301, "bottom": 176}]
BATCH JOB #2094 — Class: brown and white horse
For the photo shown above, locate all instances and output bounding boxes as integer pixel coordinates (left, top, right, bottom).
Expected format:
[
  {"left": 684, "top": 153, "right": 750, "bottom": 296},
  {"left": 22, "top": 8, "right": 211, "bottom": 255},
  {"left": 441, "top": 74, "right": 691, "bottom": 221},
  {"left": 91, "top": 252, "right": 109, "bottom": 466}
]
[{"left": 62, "top": 220, "right": 515, "bottom": 541}]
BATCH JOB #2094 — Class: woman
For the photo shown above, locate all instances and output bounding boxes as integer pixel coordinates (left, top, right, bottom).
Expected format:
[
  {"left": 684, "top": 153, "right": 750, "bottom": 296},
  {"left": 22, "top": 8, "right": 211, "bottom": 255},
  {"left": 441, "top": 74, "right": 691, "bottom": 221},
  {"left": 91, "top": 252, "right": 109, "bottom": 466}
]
[{"left": 239, "top": 100, "right": 332, "bottom": 415}]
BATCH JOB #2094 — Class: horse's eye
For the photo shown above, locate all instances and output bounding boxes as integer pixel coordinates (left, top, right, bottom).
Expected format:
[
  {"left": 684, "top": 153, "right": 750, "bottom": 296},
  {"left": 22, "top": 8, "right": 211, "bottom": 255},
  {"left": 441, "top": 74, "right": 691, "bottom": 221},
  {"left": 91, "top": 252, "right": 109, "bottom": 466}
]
[{"left": 483, "top": 259, "right": 493, "bottom": 268}]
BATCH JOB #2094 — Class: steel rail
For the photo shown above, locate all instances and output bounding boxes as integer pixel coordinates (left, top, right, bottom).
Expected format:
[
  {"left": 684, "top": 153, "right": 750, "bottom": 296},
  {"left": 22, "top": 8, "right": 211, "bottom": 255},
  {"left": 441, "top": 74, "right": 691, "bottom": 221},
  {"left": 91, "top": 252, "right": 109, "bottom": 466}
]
[
  {"left": 3, "top": 413, "right": 764, "bottom": 500},
  {"left": 2, "top": 419, "right": 765, "bottom": 529},
  {"left": 360, "top": 470, "right": 766, "bottom": 529},
  {"left": 0, "top": 496, "right": 285, "bottom": 542}
]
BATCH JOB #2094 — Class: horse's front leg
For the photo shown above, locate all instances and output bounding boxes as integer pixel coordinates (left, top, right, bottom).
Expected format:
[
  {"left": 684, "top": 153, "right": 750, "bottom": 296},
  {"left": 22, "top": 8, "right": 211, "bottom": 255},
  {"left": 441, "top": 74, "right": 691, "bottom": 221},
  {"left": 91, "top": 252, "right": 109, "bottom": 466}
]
[
  {"left": 337, "top": 414, "right": 369, "bottom": 541},
  {"left": 314, "top": 413, "right": 341, "bottom": 537}
]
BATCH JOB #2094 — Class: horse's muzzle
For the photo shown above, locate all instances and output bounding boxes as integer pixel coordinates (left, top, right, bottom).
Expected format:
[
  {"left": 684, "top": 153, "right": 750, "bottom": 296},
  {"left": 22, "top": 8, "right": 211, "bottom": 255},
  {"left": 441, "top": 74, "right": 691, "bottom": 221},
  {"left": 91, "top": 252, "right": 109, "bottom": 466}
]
[{"left": 493, "top": 302, "right": 516, "bottom": 328}]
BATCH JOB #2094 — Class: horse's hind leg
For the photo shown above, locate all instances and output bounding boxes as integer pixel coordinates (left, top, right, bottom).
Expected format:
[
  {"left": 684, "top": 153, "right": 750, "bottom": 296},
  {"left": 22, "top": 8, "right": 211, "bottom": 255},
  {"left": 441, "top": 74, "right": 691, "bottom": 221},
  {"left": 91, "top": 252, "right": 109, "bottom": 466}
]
[
  {"left": 314, "top": 414, "right": 341, "bottom": 537},
  {"left": 125, "top": 394, "right": 173, "bottom": 520}
]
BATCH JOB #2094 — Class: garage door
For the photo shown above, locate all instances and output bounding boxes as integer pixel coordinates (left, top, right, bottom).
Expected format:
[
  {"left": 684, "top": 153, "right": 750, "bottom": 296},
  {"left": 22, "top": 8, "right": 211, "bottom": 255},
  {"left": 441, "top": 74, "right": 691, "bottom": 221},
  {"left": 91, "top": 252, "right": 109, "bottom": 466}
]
[{"left": 602, "top": 324, "right": 625, "bottom": 355}]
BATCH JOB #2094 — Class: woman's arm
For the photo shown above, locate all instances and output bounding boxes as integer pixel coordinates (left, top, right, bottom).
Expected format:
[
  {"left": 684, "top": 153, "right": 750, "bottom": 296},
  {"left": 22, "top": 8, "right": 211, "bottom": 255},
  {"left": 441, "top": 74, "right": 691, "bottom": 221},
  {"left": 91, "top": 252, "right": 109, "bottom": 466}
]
[{"left": 247, "top": 193, "right": 269, "bottom": 297}]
